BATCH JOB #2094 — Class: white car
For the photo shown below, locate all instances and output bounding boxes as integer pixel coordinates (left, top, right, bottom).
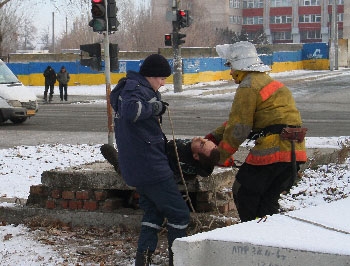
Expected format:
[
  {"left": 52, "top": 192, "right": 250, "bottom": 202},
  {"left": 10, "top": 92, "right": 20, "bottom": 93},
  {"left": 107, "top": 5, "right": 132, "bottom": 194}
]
[{"left": 0, "top": 59, "right": 38, "bottom": 124}]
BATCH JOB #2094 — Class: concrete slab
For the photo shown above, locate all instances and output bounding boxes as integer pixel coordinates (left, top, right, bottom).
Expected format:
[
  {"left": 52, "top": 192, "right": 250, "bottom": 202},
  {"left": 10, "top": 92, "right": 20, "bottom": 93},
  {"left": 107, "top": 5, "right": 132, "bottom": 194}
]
[
  {"left": 173, "top": 198, "right": 350, "bottom": 266},
  {"left": 41, "top": 161, "right": 235, "bottom": 193}
]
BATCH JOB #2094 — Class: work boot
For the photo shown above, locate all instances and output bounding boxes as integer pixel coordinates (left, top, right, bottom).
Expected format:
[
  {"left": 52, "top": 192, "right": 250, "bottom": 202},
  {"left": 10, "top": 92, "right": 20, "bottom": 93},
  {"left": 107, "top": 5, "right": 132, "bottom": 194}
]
[
  {"left": 100, "top": 144, "right": 120, "bottom": 173},
  {"left": 168, "top": 248, "right": 174, "bottom": 266},
  {"left": 135, "top": 251, "right": 152, "bottom": 266}
]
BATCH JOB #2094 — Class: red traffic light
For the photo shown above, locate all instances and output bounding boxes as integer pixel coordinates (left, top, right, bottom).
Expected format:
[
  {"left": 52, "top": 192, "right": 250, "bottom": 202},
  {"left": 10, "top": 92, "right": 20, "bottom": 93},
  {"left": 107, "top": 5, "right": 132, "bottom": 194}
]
[
  {"left": 178, "top": 10, "right": 186, "bottom": 18},
  {"left": 177, "top": 9, "right": 190, "bottom": 28},
  {"left": 91, "top": 0, "right": 105, "bottom": 18},
  {"left": 165, "top": 34, "right": 172, "bottom": 46},
  {"left": 90, "top": 0, "right": 106, "bottom": 32}
]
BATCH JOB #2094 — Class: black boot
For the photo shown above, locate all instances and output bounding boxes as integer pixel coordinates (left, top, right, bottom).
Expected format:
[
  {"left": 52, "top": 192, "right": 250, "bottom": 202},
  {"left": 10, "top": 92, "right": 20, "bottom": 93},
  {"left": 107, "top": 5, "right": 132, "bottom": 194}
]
[
  {"left": 135, "top": 251, "right": 152, "bottom": 266},
  {"left": 168, "top": 248, "right": 174, "bottom": 266},
  {"left": 100, "top": 144, "right": 120, "bottom": 173}
]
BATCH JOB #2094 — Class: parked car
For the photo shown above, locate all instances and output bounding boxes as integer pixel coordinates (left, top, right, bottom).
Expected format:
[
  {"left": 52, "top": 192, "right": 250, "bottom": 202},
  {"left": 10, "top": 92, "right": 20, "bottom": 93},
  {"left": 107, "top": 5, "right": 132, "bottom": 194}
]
[{"left": 0, "top": 59, "right": 38, "bottom": 124}]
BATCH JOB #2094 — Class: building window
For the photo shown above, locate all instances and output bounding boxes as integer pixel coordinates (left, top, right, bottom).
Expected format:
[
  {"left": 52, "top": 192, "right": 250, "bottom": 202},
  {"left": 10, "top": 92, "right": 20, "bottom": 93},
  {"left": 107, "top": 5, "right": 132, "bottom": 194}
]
[
  {"left": 299, "top": 14, "right": 321, "bottom": 23},
  {"left": 301, "top": 0, "right": 320, "bottom": 6},
  {"left": 301, "top": 30, "right": 321, "bottom": 39},
  {"left": 329, "top": 0, "right": 344, "bottom": 5},
  {"left": 230, "top": 15, "right": 242, "bottom": 24},
  {"left": 273, "top": 31, "right": 292, "bottom": 40},
  {"left": 270, "top": 15, "right": 292, "bottom": 24},
  {"left": 329, "top": 12, "right": 344, "bottom": 23},
  {"left": 270, "top": 0, "right": 292, "bottom": 7},
  {"left": 229, "top": 0, "right": 241, "bottom": 8},
  {"left": 243, "top": 16, "right": 263, "bottom": 25},
  {"left": 243, "top": 0, "right": 264, "bottom": 8}
]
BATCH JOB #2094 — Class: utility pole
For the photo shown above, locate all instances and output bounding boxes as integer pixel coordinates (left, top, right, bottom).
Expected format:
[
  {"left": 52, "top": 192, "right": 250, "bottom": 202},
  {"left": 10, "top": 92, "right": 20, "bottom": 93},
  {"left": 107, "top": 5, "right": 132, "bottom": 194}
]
[
  {"left": 87, "top": 0, "right": 119, "bottom": 145},
  {"left": 52, "top": 12, "right": 55, "bottom": 53},
  {"left": 172, "top": 0, "right": 183, "bottom": 93},
  {"left": 102, "top": 0, "right": 116, "bottom": 146},
  {"left": 334, "top": 1, "right": 339, "bottom": 70},
  {"left": 330, "top": 0, "right": 337, "bottom": 71}
]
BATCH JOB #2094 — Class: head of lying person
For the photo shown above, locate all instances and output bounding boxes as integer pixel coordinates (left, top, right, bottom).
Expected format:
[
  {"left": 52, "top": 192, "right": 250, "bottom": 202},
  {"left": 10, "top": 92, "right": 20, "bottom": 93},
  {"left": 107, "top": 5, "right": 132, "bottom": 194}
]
[
  {"left": 167, "top": 137, "right": 220, "bottom": 177},
  {"left": 191, "top": 137, "right": 220, "bottom": 172}
]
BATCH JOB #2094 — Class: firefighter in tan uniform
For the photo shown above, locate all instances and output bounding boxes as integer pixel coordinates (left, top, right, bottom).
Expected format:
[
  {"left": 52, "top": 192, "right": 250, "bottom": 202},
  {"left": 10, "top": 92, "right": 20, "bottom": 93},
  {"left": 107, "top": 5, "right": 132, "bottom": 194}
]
[{"left": 206, "top": 41, "right": 307, "bottom": 222}]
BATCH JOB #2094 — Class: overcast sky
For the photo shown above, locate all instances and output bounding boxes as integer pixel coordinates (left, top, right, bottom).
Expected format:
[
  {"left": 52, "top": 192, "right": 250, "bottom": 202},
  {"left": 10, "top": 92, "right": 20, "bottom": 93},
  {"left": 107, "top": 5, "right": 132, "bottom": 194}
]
[{"left": 30, "top": 0, "right": 150, "bottom": 42}]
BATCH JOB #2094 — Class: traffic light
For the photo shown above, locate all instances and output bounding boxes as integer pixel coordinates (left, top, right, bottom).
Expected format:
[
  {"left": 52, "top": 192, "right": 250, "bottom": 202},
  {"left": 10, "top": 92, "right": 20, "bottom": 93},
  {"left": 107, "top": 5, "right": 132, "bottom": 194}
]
[
  {"left": 174, "top": 32, "right": 186, "bottom": 46},
  {"left": 89, "top": 0, "right": 106, "bottom": 32},
  {"left": 177, "top": 10, "right": 190, "bottom": 28},
  {"left": 80, "top": 43, "right": 102, "bottom": 71},
  {"left": 107, "top": 0, "right": 119, "bottom": 31},
  {"left": 165, "top": 34, "right": 172, "bottom": 46},
  {"left": 109, "top": 43, "right": 119, "bottom": 72}
]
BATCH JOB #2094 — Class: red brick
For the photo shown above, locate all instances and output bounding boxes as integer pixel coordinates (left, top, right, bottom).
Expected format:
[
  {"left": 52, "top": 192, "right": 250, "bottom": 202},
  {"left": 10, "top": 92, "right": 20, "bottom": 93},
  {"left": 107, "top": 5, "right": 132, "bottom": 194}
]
[
  {"left": 228, "top": 200, "right": 236, "bottom": 211},
  {"left": 218, "top": 203, "right": 229, "bottom": 214},
  {"left": 51, "top": 189, "right": 61, "bottom": 199},
  {"left": 69, "top": 200, "right": 83, "bottom": 210},
  {"left": 83, "top": 200, "right": 98, "bottom": 211},
  {"left": 62, "top": 190, "right": 75, "bottom": 200},
  {"left": 76, "top": 190, "right": 90, "bottom": 200},
  {"left": 29, "top": 185, "right": 48, "bottom": 196},
  {"left": 94, "top": 190, "right": 108, "bottom": 201},
  {"left": 61, "top": 200, "right": 69, "bottom": 209},
  {"left": 46, "top": 199, "right": 56, "bottom": 209}
]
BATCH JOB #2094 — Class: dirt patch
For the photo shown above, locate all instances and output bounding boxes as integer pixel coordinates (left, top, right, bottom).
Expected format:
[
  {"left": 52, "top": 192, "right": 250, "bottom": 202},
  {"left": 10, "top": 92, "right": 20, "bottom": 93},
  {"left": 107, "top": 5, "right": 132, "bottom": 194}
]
[{"left": 22, "top": 210, "right": 240, "bottom": 266}]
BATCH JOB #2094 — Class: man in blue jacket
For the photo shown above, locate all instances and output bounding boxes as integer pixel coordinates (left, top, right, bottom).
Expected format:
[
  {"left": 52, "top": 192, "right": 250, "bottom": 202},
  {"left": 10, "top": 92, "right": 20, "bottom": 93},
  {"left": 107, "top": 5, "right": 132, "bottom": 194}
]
[{"left": 110, "top": 54, "right": 188, "bottom": 266}]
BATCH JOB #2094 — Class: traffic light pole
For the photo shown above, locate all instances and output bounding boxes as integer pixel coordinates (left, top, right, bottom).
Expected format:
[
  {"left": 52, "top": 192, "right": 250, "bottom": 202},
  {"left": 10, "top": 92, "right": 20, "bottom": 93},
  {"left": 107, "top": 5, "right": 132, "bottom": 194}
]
[
  {"left": 104, "top": 0, "right": 114, "bottom": 146},
  {"left": 172, "top": 0, "right": 183, "bottom": 93}
]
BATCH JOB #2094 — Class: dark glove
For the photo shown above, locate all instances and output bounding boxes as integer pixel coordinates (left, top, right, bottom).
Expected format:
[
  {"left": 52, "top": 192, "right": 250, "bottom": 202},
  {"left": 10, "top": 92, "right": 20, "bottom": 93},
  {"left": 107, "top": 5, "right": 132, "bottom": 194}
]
[
  {"left": 152, "top": 101, "right": 169, "bottom": 116},
  {"left": 205, "top": 133, "right": 219, "bottom": 145}
]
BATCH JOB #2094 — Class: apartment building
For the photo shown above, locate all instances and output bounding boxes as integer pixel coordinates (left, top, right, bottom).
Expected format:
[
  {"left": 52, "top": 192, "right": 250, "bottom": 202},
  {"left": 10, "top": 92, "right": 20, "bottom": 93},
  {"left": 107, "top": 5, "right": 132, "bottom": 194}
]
[
  {"left": 151, "top": 0, "right": 348, "bottom": 44},
  {"left": 241, "top": 0, "right": 344, "bottom": 44}
]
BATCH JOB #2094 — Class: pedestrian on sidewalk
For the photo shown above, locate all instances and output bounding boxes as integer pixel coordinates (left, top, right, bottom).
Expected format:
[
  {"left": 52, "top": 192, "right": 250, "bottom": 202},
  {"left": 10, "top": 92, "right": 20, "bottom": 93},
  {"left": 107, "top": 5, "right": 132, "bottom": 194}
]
[
  {"left": 43, "top": 66, "right": 56, "bottom": 102},
  {"left": 109, "top": 54, "right": 188, "bottom": 266},
  {"left": 56, "top": 66, "right": 70, "bottom": 101},
  {"left": 205, "top": 41, "right": 307, "bottom": 222}
]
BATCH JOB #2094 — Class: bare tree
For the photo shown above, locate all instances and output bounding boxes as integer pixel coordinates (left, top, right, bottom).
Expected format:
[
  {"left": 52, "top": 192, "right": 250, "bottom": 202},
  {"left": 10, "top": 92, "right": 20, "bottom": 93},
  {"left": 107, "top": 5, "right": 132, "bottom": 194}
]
[{"left": 0, "top": 1, "right": 22, "bottom": 55}]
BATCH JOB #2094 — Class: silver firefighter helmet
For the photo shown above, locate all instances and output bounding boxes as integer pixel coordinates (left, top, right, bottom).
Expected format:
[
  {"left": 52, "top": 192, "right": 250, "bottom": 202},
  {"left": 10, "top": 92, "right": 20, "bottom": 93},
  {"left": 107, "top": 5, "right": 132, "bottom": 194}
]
[{"left": 216, "top": 41, "right": 271, "bottom": 72}]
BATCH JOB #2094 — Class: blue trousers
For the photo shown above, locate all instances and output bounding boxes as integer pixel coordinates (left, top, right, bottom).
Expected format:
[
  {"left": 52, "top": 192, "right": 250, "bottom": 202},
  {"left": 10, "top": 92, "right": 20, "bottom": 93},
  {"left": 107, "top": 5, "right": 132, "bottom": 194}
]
[{"left": 136, "top": 177, "right": 190, "bottom": 253}]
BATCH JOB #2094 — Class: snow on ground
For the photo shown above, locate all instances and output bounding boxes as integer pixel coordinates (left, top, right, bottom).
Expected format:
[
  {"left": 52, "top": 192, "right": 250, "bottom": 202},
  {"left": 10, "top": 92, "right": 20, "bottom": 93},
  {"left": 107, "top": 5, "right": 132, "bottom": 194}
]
[{"left": 1, "top": 70, "right": 350, "bottom": 265}]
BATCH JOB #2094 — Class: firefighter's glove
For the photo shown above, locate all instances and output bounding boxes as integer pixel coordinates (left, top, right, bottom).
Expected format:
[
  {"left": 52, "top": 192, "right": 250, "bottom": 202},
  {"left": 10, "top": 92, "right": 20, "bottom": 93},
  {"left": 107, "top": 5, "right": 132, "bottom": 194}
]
[
  {"left": 152, "top": 101, "right": 169, "bottom": 116},
  {"left": 218, "top": 155, "right": 235, "bottom": 167},
  {"left": 205, "top": 133, "right": 219, "bottom": 145}
]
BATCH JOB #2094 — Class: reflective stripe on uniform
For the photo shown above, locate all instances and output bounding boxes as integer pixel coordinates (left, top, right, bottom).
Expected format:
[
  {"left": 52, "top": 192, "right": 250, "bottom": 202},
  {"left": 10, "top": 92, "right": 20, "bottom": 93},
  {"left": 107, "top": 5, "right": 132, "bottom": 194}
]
[
  {"left": 246, "top": 150, "right": 307, "bottom": 165},
  {"left": 141, "top": 222, "right": 162, "bottom": 230},
  {"left": 133, "top": 101, "right": 142, "bottom": 122},
  {"left": 167, "top": 222, "right": 188, "bottom": 230},
  {"left": 260, "top": 81, "right": 284, "bottom": 102},
  {"left": 219, "top": 140, "right": 237, "bottom": 154}
]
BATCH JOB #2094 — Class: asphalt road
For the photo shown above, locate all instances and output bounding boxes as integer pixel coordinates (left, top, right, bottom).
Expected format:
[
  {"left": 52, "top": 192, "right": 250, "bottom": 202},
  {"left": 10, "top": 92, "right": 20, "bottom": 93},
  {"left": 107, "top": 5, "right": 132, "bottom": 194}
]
[{"left": 1, "top": 70, "right": 350, "bottom": 149}]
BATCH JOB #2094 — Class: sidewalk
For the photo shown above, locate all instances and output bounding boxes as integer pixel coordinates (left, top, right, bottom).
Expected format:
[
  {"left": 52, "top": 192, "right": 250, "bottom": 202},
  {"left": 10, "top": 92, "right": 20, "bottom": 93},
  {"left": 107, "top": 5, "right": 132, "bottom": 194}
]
[{"left": 173, "top": 198, "right": 350, "bottom": 266}]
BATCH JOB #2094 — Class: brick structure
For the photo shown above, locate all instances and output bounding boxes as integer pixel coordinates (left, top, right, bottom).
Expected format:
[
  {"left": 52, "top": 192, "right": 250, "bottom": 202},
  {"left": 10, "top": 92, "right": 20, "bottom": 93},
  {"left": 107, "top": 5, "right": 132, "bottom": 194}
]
[{"left": 26, "top": 162, "right": 237, "bottom": 214}]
